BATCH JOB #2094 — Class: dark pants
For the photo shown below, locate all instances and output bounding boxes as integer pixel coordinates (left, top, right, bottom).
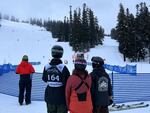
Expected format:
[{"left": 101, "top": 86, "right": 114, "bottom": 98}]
[
  {"left": 19, "top": 79, "right": 32, "bottom": 104},
  {"left": 46, "top": 104, "right": 67, "bottom": 113},
  {"left": 94, "top": 106, "right": 109, "bottom": 113}
]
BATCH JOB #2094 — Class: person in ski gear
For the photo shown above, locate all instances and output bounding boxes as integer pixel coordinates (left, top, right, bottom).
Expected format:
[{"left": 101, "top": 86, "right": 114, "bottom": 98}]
[
  {"left": 16, "top": 55, "right": 35, "bottom": 105},
  {"left": 90, "top": 56, "right": 113, "bottom": 113},
  {"left": 42, "top": 45, "right": 70, "bottom": 113},
  {"left": 66, "top": 54, "right": 93, "bottom": 113}
]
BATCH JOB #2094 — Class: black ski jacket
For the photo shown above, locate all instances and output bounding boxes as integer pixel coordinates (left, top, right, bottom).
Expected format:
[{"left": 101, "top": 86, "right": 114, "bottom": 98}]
[
  {"left": 42, "top": 58, "right": 70, "bottom": 105},
  {"left": 90, "top": 67, "right": 112, "bottom": 106}
]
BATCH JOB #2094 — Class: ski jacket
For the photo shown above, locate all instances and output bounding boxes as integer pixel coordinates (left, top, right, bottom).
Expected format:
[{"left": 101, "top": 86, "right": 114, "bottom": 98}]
[
  {"left": 90, "top": 68, "right": 112, "bottom": 106},
  {"left": 42, "top": 58, "right": 70, "bottom": 105},
  {"left": 66, "top": 69, "right": 93, "bottom": 113},
  {"left": 16, "top": 61, "right": 35, "bottom": 80}
]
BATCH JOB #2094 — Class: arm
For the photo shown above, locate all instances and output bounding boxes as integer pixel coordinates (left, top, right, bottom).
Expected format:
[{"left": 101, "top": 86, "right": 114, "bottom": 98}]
[
  {"left": 90, "top": 73, "right": 96, "bottom": 106},
  {"left": 108, "top": 74, "right": 113, "bottom": 105},
  {"left": 65, "top": 77, "right": 71, "bottom": 109},
  {"left": 15, "top": 65, "right": 20, "bottom": 74},
  {"left": 108, "top": 77, "right": 113, "bottom": 96},
  {"left": 30, "top": 65, "right": 35, "bottom": 73},
  {"left": 62, "top": 66, "right": 70, "bottom": 87},
  {"left": 42, "top": 67, "right": 48, "bottom": 82}
]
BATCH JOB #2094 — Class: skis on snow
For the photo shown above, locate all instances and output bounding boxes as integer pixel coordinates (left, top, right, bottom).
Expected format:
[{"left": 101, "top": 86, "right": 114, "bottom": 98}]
[{"left": 109, "top": 102, "right": 149, "bottom": 111}]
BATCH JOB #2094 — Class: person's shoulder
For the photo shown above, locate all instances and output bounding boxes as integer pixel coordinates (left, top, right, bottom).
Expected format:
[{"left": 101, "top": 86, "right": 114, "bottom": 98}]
[
  {"left": 89, "top": 71, "right": 96, "bottom": 77},
  {"left": 69, "top": 74, "right": 76, "bottom": 78},
  {"left": 62, "top": 64, "right": 69, "bottom": 70},
  {"left": 17, "top": 63, "right": 21, "bottom": 67},
  {"left": 44, "top": 63, "right": 51, "bottom": 70},
  {"left": 67, "top": 75, "right": 76, "bottom": 82},
  {"left": 105, "top": 72, "right": 110, "bottom": 78}
]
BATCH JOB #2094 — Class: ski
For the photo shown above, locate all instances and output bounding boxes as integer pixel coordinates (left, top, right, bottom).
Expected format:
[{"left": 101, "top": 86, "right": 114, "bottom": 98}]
[
  {"left": 126, "top": 102, "right": 144, "bottom": 107},
  {"left": 109, "top": 102, "right": 149, "bottom": 111},
  {"left": 111, "top": 102, "right": 144, "bottom": 108}
]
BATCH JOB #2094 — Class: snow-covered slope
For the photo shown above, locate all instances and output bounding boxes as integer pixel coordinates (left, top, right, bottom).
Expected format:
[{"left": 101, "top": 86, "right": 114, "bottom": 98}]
[
  {"left": 0, "top": 20, "right": 74, "bottom": 72},
  {"left": 0, "top": 20, "right": 150, "bottom": 73},
  {"left": 0, "top": 15, "right": 150, "bottom": 113}
]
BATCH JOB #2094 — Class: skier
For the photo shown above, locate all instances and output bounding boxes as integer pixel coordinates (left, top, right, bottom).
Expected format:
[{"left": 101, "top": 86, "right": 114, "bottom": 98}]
[
  {"left": 16, "top": 55, "right": 35, "bottom": 105},
  {"left": 90, "top": 56, "right": 113, "bottom": 113},
  {"left": 42, "top": 45, "right": 70, "bottom": 113},
  {"left": 66, "top": 54, "right": 93, "bottom": 113}
]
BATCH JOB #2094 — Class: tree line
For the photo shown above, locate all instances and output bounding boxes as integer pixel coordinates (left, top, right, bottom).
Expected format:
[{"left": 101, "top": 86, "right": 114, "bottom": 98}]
[
  {"left": 0, "top": 13, "right": 43, "bottom": 27},
  {"left": 111, "top": 2, "right": 150, "bottom": 63},
  {"left": 43, "top": 3, "right": 104, "bottom": 52}
]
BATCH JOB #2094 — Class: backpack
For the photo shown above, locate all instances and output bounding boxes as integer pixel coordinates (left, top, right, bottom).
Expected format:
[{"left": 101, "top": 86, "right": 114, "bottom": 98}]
[
  {"left": 75, "top": 74, "right": 89, "bottom": 101},
  {"left": 46, "top": 64, "right": 64, "bottom": 87}
]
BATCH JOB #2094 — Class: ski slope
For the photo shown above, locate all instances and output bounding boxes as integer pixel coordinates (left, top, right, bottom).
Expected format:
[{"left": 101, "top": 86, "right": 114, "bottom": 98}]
[
  {"left": 0, "top": 16, "right": 150, "bottom": 113},
  {"left": 0, "top": 20, "right": 150, "bottom": 73}
]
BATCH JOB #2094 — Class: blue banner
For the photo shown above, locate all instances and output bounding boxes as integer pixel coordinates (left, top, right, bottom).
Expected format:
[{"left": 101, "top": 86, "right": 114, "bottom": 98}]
[
  {"left": 86, "top": 62, "right": 136, "bottom": 74},
  {"left": 0, "top": 62, "right": 41, "bottom": 76},
  {"left": 104, "top": 64, "right": 137, "bottom": 74},
  {"left": 0, "top": 62, "right": 136, "bottom": 75}
]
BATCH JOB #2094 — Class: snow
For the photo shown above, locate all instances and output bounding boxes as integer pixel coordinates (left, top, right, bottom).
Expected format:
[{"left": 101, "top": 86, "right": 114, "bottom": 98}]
[
  {"left": 0, "top": 93, "right": 150, "bottom": 113},
  {"left": 0, "top": 19, "right": 150, "bottom": 112},
  {"left": 0, "top": 93, "right": 46, "bottom": 113}
]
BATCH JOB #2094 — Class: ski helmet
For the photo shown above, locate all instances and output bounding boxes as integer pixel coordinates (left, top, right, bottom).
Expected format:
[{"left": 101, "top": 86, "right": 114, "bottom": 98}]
[
  {"left": 51, "top": 45, "right": 64, "bottom": 58},
  {"left": 91, "top": 56, "right": 104, "bottom": 67},
  {"left": 22, "top": 55, "right": 28, "bottom": 61},
  {"left": 74, "top": 53, "right": 87, "bottom": 70}
]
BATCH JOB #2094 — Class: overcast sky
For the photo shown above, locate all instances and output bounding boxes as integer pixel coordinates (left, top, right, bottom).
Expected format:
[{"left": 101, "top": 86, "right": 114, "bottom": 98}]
[{"left": 0, "top": 0, "right": 150, "bottom": 33}]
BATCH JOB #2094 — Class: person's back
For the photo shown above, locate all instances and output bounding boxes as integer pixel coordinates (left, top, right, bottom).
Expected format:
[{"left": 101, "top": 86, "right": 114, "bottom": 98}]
[
  {"left": 90, "top": 56, "right": 113, "bottom": 113},
  {"left": 66, "top": 55, "right": 93, "bottom": 113},
  {"left": 42, "top": 45, "right": 70, "bottom": 113},
  {"left": 16, "top": 55, "right": 35, "bottom": 105},
  {"left": 42, "top": 58, "right": 70, "bottom": 105}
]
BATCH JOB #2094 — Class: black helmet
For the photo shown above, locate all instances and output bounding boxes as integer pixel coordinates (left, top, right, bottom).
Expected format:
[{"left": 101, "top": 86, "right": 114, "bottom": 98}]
[
  {"left": 51, "top": 45, "right": 63, "bottom": 58},
  {"left": 91, "top": 56, "right": 104, "bottom": 66}
]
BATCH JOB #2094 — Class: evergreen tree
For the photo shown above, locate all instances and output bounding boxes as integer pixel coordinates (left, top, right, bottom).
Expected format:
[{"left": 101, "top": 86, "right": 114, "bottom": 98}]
[
  {"left": 62, "top": 16, "right": 70, "bottom": 41},
  {"left": 124, "top": 9, "right": 137, "bottom": 62},
  {"left": 111, "top": 28, "right": 117, "bottom": 39},
  {"left": 116, "top": 3, "right": 128, "bottom": 61},
  {"left": 98, "top": 25, "right": 104, "bottom": 45},
  {"left": 88, "top": 8, "right": 96, "bottom": 47},
  {"left": 80, "top": 3, "right": 90, "bottom": 51},
  {"left": 135, "top": 2, "right": 148, "bottom": 61},
  {"left": 93, "top": 16, "right": 104, "bottom": 46},
  {"left": 43, "top": 3, "right": 104, "bottom": 52},
  {"left": 11, "top": 16, "right": 16, "bottom": 22},
  {"left": 3, "top": 14, "right": 9, "bottom": 20},
  {"left": 71, "top": 10, "right": 81, "bottom": 51},
  {"left": 69, "top": 5, "right": 73, "bottom": 42},
  {"left": 36, "top": 18, "right": 43, "bottom": 27},
  {"left": 30, "top": 18, "right": 37, "bottom": 25}
]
